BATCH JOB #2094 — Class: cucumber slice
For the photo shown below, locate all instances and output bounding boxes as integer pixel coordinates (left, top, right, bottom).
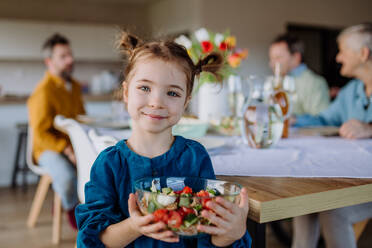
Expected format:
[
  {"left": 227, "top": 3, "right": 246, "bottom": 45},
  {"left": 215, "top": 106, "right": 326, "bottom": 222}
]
[
  {"left": 162, "top": 187, "right": 173, "bottom": 194},
  {"left": 179, "top": 197, "right": 190, "bottom": 207},
  {"left": 147, "top": 201, "right": 156, "bottom": 213},
  {"left": 184, "top": 214, "right": 198, "bottom": 227},
  {"left": 151, "top": 193, "right": 164, "bottom": 209},
  {"left": 193, "top": 204, "right": 203, "bottom": 212}
]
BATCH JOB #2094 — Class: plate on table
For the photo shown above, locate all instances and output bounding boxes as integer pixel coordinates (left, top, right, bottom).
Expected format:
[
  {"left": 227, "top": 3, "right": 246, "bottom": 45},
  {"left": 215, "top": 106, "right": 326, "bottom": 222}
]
[
  {"left": 194, "top": 136, "right": 226, "bottom": 150},
  {"left": 77, "top": 115, "right": 130, "bottom": 129}
]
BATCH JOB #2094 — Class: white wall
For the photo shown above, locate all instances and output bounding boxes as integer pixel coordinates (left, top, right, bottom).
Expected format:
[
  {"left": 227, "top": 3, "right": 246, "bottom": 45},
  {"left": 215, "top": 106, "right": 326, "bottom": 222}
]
[
  {"left": 147, "top": 0, "right": 202, "bottom": 37},
  {"left": 0, "top": 0, "right": 149, "bottom": 35},
  {"left": 0, "top": 19, "right": 125, "bottom": 95},
  {"left": 0, "top": 20, "right": 121, "bottom": 61},
  {"left": 0, "top": 60, "right": 122, "bottom": 95}
]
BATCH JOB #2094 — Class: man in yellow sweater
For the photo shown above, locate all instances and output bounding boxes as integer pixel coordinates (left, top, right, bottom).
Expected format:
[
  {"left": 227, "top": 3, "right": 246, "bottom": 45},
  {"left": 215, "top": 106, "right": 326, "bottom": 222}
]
[{"left": 27, "top": 33, "right": 85, "bottom": 229}]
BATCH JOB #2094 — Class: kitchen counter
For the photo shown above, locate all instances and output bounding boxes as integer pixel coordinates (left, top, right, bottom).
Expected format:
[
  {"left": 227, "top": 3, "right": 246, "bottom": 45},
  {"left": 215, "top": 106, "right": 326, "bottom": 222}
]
[{"left": 0, "top": 93, "right": 114, "bottom": 105}]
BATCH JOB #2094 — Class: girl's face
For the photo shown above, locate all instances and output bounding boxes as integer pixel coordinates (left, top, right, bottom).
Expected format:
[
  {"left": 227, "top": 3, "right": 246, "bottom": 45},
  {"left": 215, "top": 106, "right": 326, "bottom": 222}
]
[{"left": 123, "top": 58, "right": 189, "bottom": 135}]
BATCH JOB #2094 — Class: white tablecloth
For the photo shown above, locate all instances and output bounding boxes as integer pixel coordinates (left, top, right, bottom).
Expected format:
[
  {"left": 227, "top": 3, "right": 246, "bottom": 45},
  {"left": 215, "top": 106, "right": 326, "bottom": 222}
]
[
  {"left": 209, "top": 136, "right": 372, "bottom": 178},
  {"left": 90, "top": 125, "right": 372, "bottom": 178}
]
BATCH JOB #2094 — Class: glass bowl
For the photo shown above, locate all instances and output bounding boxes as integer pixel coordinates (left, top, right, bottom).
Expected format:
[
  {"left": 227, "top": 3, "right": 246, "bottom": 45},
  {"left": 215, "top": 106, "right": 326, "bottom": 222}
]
[{"left": 134, "top": 177, "right": 241, "bottom": 237}]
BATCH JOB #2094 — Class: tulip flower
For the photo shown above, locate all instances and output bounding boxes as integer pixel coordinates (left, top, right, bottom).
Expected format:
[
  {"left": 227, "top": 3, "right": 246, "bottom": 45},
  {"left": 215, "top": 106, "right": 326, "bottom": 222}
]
[
  {"left": 194, "top": 28, "right": 209, "bottom": 42},
  {"left": 219, "top": 42, "right": 227, "bottom": 51},
  {"left": 237, "top": 48, "right": 249, "bottom": 59},
  {"left": 201, "top": 41, "right": 213, "bottom": 53},
  {"left": 225, "top": 36, "right": 236, "bottom": 48},
  {"left": 214, "top": 33, "right": 224, "bottom": 46},
  {"left": 174, "top": 35, "right": 192, "bottom": 49},
  {"left": 228, "top": 53, "right": 242, "bottom": 68}
]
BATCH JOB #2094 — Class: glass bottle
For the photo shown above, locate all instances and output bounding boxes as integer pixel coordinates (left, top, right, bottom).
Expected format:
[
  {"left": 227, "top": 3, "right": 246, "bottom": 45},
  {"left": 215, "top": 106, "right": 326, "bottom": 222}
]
[{"left": 273, "top": 63, "right": 290, "bottom": 138}]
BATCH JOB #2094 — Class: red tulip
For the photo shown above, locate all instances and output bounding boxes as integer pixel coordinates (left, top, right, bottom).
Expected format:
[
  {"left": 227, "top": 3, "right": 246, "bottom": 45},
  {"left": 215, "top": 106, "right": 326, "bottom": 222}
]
[
  {"left": 201, "top": 41, "right": 213, "bottom": 53},
  {"left": 219, "top": 42, "right": 227, "bottom": 51}
]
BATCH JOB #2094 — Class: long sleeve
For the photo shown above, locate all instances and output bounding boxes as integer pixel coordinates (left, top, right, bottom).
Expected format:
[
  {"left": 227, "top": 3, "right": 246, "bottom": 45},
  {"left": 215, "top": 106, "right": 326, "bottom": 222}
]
[
  {"left": 28, "top": 90, "right": 68, "bottom": 157},
  {"left": 76, "top": 148, "right": 125, "bottom": 248},
  {"left": 295, "top": 85, "right": 347, "bottom": 127},
  {"left": 302, "top": 76, "right": 330, "bottom": 115},
  {"left": 73, "top": 82, "right": 86, "bottom": 115}
]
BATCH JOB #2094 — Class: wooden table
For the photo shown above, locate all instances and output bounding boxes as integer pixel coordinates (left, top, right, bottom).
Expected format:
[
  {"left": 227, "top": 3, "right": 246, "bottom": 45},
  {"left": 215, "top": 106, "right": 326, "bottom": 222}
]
[
  {"left": 84, "top": 125, "right": 372, "bottom": 247},
  {"left": 216, "top": 176, "right": 372, "bottom": 247}
]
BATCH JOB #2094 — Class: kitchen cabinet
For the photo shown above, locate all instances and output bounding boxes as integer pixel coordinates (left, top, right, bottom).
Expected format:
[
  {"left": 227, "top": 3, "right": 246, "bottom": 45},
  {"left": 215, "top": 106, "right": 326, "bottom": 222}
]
[{"left": 0, "top": 20, "right": 120, "bottom": 62}]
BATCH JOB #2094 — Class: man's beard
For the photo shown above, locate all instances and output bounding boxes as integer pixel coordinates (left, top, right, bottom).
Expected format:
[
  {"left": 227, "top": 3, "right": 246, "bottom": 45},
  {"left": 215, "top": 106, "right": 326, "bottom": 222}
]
[{"left": 61, "top": 67, "right": 73, "bottom": 82}]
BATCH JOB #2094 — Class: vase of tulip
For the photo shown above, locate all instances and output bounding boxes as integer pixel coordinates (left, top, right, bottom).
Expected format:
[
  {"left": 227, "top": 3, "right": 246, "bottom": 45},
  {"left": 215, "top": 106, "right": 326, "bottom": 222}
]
[{"left": 175, "top": 28, "right": 248, "bottom": 124}]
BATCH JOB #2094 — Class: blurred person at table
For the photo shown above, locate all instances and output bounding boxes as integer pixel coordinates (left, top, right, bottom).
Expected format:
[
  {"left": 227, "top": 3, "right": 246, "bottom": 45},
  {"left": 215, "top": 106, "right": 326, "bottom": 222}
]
[
  {"left": 269, "top": 33, "right": 330, "bottom": 115},
  {"left": 27, "top": 33, "right": 85, "bottom": 229},
  {"left": 292, "top": 23, "right": 372, "bottom": 248},
  {"left": 294, "top": 23, "right": 372, "bottom": 139}
]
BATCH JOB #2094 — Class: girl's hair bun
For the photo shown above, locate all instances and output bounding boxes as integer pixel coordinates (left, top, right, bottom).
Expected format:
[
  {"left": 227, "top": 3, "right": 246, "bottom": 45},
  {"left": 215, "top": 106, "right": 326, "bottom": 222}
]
[
  {"left": 117, "top": 31, "right": 143, "bottom": 57},
  {"left": 195, "top": 52, "right": 223, "bottom": 81}
]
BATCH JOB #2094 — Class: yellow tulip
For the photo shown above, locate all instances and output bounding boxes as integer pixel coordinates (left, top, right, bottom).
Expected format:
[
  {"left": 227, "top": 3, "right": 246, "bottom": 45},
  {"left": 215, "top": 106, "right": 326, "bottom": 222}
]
[
  {"left": 238, "top": 48, "right": 249, "bottom": 59},
  {"left": 225, "top": 36, "right": 236, "bottom": 48},
  {"left": 228, "top": 54, "right": 241, "bottom": 68}
]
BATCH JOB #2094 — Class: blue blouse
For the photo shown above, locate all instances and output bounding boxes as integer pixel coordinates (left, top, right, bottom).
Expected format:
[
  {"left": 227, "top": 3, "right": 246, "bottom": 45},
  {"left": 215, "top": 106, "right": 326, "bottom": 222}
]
[
  {"left": 295, "top": 79, "right": 372, "bottom": 127},
  {"left": 76, "top": 136, "right": 251, "bottom": 248}
]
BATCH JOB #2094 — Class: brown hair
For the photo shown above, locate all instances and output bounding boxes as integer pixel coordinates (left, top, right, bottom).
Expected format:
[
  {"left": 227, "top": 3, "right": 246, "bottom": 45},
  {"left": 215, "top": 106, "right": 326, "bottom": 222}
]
[
  {"left": 118, "top": 31, "right": 223, "bottom": 97},
  {"left": 272, "top": 33, "right": 305, "bottom": 62},
  {"left": 42, "top": 33, "right": 70, "bottom": 58}
]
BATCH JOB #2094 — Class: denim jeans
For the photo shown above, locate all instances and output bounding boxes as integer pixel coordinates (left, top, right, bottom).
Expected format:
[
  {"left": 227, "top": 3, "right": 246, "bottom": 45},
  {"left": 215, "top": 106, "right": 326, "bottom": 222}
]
[
  {"left": 292, "top": 202, "right": 372, "bottom": 248},
  {"left": 39, "top": 150, "right": 79, "bottom": 210}
]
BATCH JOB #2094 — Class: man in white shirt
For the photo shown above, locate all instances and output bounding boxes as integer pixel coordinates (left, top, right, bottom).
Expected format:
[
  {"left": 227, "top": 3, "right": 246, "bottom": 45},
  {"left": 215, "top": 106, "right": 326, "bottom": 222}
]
[{"left": 269, "top": 33, "right": 330, "bottom": 115}]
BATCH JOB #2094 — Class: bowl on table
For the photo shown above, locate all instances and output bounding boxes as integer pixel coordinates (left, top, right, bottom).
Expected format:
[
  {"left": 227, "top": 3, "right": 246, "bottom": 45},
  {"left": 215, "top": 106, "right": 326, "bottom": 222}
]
[
  {"left": 134, "top": 177, "right": 241, "bottom": 237},
  {"left": 172, "top": 118, "right": 209, "bottom": 139}
]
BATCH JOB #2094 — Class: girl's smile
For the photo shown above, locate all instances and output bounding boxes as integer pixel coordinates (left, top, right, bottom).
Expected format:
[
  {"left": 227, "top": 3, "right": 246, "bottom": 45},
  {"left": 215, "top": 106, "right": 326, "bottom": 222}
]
[{"left": 124, "top": 58, "right": 189, "bottom": 135}]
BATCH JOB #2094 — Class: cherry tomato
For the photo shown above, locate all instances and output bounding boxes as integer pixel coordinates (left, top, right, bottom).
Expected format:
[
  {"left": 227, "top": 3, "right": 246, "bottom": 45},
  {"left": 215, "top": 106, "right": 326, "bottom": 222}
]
[
  {"left": 177, "top": 208, "right": 187, "bottom": 218},
  {"left": 153, "top": 209, "right": 169, "bottom": 223},
  {"left": 167, "top": 210, "right": 182, "bottom": 228},
  {"left": 197, "top": 190, "right": 211, "bottom": 210},
  {"left": 182, "top": 186, "right": 193, "bottom": 194},
  {"left": 181, "top": 206, "right": 194, "bottom": 215}
]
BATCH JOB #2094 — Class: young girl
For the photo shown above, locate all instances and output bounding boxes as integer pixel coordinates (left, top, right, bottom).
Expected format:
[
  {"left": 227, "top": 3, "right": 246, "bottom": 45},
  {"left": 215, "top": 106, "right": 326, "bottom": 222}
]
[{"left": 76, "top": 32, "right": 252, "bottom": 248}]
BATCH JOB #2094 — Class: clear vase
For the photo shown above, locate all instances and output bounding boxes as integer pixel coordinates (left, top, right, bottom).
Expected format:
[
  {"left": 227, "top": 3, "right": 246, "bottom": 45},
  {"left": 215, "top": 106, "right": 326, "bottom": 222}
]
[{"left": 241, "top": 75, "right": 289, "bottom": 148}]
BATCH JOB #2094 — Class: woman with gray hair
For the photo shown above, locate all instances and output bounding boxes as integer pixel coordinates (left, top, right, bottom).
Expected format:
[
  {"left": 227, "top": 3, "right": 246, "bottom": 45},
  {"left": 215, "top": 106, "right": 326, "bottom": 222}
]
[{"left": 292, "top": 23, "right": 372, "bottom": 248}]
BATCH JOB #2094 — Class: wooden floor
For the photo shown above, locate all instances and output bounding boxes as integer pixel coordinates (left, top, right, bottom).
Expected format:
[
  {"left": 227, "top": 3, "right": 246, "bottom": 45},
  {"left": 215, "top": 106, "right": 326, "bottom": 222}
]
[
  {"left": 0, "top": 185, "right": 370, "bottom": 248},
  {"left": 0, "top": 186, "right": 77, "bottom": 248}
]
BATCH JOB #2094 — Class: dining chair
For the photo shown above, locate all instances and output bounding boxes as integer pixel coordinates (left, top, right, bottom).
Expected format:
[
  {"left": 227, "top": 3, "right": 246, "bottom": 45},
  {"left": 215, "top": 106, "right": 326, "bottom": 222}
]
[
  {"left": 54, "top": 115, "right": 98, "bottom": 204},
  {"left": 354, "top": 219, "right": 369, "bottom": 240},
  {"left": 88, "top": 128, "right": 118, "bottom": 154},
  {"left": 26, "top": 125, "right": 63, "bottom": 245}
]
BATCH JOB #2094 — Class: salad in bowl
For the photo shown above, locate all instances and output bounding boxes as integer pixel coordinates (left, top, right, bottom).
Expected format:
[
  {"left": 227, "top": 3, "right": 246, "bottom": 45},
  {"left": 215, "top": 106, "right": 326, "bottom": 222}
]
[{"left": 134, "top": 177, "right": 242, "bottom": 237}]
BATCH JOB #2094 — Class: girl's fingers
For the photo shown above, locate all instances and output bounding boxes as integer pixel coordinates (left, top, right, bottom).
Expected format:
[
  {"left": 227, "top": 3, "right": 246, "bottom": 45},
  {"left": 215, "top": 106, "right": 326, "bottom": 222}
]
[
  {"left": 197, "top": 224, "right": 224, "bottom": 236},
  {"left": 214, "top": 197, "right": 236, "bottom": 213},
  {"left": 201, "top": 210, "right": 229, "bottom": 229},
  {"left": 141, "top": 221, "right": 166, "bottom": 234},
  {"left": 151, "top": 231, "right": 179, "bottom": 242},
  {"left": 238, "top": 187, "right": 249, "bottom": 213},
  {"left": 136, "top": 214, "right": 154, "bottom": 227},
  {"left": 128, "top": 193, "right": 141, "bottom": 217},
  {"left": 206, "top": 200, "right": 234, "bottom": 220}
]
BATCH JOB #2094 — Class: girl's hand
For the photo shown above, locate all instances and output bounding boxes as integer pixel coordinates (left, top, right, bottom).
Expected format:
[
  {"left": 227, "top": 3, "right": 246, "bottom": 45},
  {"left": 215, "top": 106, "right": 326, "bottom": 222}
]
[
  {"left": 127, "top": 193, "right": 179, "bottom": 243},
  {"left": 197, "top": 187, "right": 249, "bottom": 247}
]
